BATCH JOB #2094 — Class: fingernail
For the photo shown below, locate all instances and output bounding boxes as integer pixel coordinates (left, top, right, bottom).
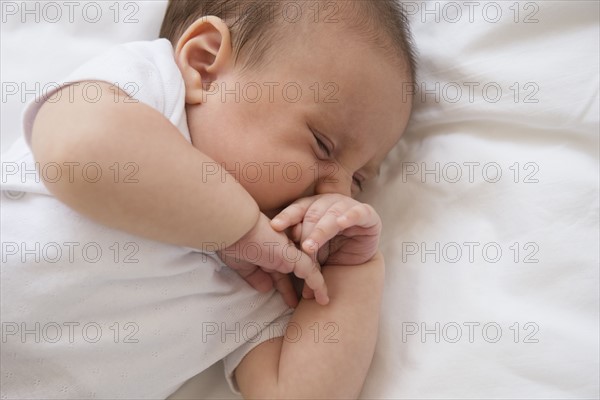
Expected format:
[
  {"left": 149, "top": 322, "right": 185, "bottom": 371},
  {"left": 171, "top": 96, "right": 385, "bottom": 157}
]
[
  {"left": 304, "top": 239, "right": 316, "bottom": 249},
  {"left": 271, "top": 217, "right": 282, "bottom": 225}
]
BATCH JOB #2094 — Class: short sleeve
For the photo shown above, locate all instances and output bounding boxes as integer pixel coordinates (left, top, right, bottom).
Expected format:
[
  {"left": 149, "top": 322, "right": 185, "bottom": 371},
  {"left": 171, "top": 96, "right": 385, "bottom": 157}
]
[
  {"left": 22, "top": 39, "right": 188, "bottom": 147},
  {"left": 222, "top": 309, "right": 293, "bottom": 395}
]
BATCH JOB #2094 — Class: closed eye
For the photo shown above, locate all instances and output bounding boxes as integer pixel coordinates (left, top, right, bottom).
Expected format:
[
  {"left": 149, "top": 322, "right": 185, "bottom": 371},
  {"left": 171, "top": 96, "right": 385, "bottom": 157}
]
[
  {"left": 315, "top": 135, "right": 331, "bottom": 157},
  {"left": 309, "top": 126, "right": 332, "bottom": 158},
  {"left": 353, "top": 176, "right": 364, "bottom": 192}
]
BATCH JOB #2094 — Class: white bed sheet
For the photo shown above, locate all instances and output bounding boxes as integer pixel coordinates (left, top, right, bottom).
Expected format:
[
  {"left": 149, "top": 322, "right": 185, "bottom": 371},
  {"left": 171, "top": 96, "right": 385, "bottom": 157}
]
[{"left": 1, "top": 1, "right": 598, "bottom": 399}]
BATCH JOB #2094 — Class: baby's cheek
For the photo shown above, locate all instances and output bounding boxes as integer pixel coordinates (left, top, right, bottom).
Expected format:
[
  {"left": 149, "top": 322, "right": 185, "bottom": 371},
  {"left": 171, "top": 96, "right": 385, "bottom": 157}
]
[{"left": 248, "top": 185, "right": 290, "bottom": 215}]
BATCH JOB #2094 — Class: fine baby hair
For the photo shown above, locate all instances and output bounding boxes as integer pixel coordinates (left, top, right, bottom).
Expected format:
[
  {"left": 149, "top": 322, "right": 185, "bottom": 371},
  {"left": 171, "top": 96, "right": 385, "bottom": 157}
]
[{"left": 160, "top": 0, "right": 417, "bottom": 81}]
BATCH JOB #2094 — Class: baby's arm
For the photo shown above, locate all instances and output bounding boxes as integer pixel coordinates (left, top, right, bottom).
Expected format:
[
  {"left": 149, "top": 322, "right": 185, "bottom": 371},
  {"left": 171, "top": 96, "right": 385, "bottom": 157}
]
[
  {"left": 31, "top": 82, "right": 328, "bottom": 304},
  {"left": 32, "top": 82, "right": 257, "bottom": 249},
  {"left": 236, "top": 195, "right": 385, "bottom": 398},
  {"left": 235, "top": 253, "right": 385, "bottom": 399}
]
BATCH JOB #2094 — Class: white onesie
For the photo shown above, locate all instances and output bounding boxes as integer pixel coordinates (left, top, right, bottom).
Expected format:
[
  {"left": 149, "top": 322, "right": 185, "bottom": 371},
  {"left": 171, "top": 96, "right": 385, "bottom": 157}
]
[{"left": 0, "top": 39, "right": 291, "bottom": 399}]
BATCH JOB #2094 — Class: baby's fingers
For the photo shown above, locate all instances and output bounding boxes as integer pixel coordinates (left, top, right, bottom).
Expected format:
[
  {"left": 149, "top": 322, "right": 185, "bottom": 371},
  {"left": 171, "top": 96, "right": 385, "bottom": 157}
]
[
  {"left": 292, "top": 253, "right": 328, "bottom": 305},
  {"left": 270, "top": 198, "right": 314, "bottom": 231},
  {"left": 337, "top": 204, "right": 382, "bottom": 231},
  {"left": 302, "top": 204, "right": 347, "bottom": 255}
]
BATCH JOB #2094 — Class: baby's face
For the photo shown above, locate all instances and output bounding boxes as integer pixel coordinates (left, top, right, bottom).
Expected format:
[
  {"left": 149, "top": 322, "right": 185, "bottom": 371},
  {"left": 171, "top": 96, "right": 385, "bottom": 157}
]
[{"left": 186, "top": 22, "right": 412, "bottom": 217}]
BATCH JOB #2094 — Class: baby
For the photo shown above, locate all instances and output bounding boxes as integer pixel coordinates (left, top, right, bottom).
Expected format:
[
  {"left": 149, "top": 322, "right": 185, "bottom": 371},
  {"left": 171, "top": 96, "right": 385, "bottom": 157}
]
[{"left": 1, "top": 0, "right": 415, "bottom": 398}]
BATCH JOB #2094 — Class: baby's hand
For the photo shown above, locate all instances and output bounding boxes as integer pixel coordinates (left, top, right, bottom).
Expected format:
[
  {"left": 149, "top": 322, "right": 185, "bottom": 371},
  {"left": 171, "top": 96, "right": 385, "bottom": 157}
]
[
  {"left": 217, "top": 213, "right": 328, "bottom": 306},
  {"left": 270, "top": 194, "right": 382, "bottom": 300},
  {"left": 271, "top": 194, "right": 382, "bottom": 267}
]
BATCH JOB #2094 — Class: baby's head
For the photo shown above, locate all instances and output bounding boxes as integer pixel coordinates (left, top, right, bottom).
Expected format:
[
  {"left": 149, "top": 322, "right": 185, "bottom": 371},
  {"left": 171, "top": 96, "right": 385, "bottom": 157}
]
[{"left": 160, "top": 0, "right": 416, "bottom": 216}]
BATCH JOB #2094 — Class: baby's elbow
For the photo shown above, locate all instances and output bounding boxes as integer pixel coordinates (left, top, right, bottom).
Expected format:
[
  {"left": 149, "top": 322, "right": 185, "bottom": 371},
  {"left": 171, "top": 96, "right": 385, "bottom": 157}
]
[{"left": 30, "top": 104, "right": 87, "bottom": 199}]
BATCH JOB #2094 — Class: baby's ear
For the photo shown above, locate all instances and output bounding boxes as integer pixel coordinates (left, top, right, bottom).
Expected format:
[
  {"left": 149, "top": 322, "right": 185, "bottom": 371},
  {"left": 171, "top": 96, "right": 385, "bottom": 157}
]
[{"left": 175, "top": 16, "right": 233, "bottom": 104}]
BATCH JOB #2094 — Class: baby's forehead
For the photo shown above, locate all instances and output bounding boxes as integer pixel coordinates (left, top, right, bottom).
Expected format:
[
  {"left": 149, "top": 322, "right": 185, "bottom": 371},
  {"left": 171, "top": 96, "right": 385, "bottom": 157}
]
[{"left": 251, "top": 1, "right": 411, "bottom": 71}]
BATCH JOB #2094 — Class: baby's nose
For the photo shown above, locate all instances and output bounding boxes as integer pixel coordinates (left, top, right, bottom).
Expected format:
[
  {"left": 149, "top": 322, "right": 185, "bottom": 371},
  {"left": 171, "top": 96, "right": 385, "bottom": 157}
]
[{"left": 314, "top": 172, "right": 352, "bottom": 197}]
